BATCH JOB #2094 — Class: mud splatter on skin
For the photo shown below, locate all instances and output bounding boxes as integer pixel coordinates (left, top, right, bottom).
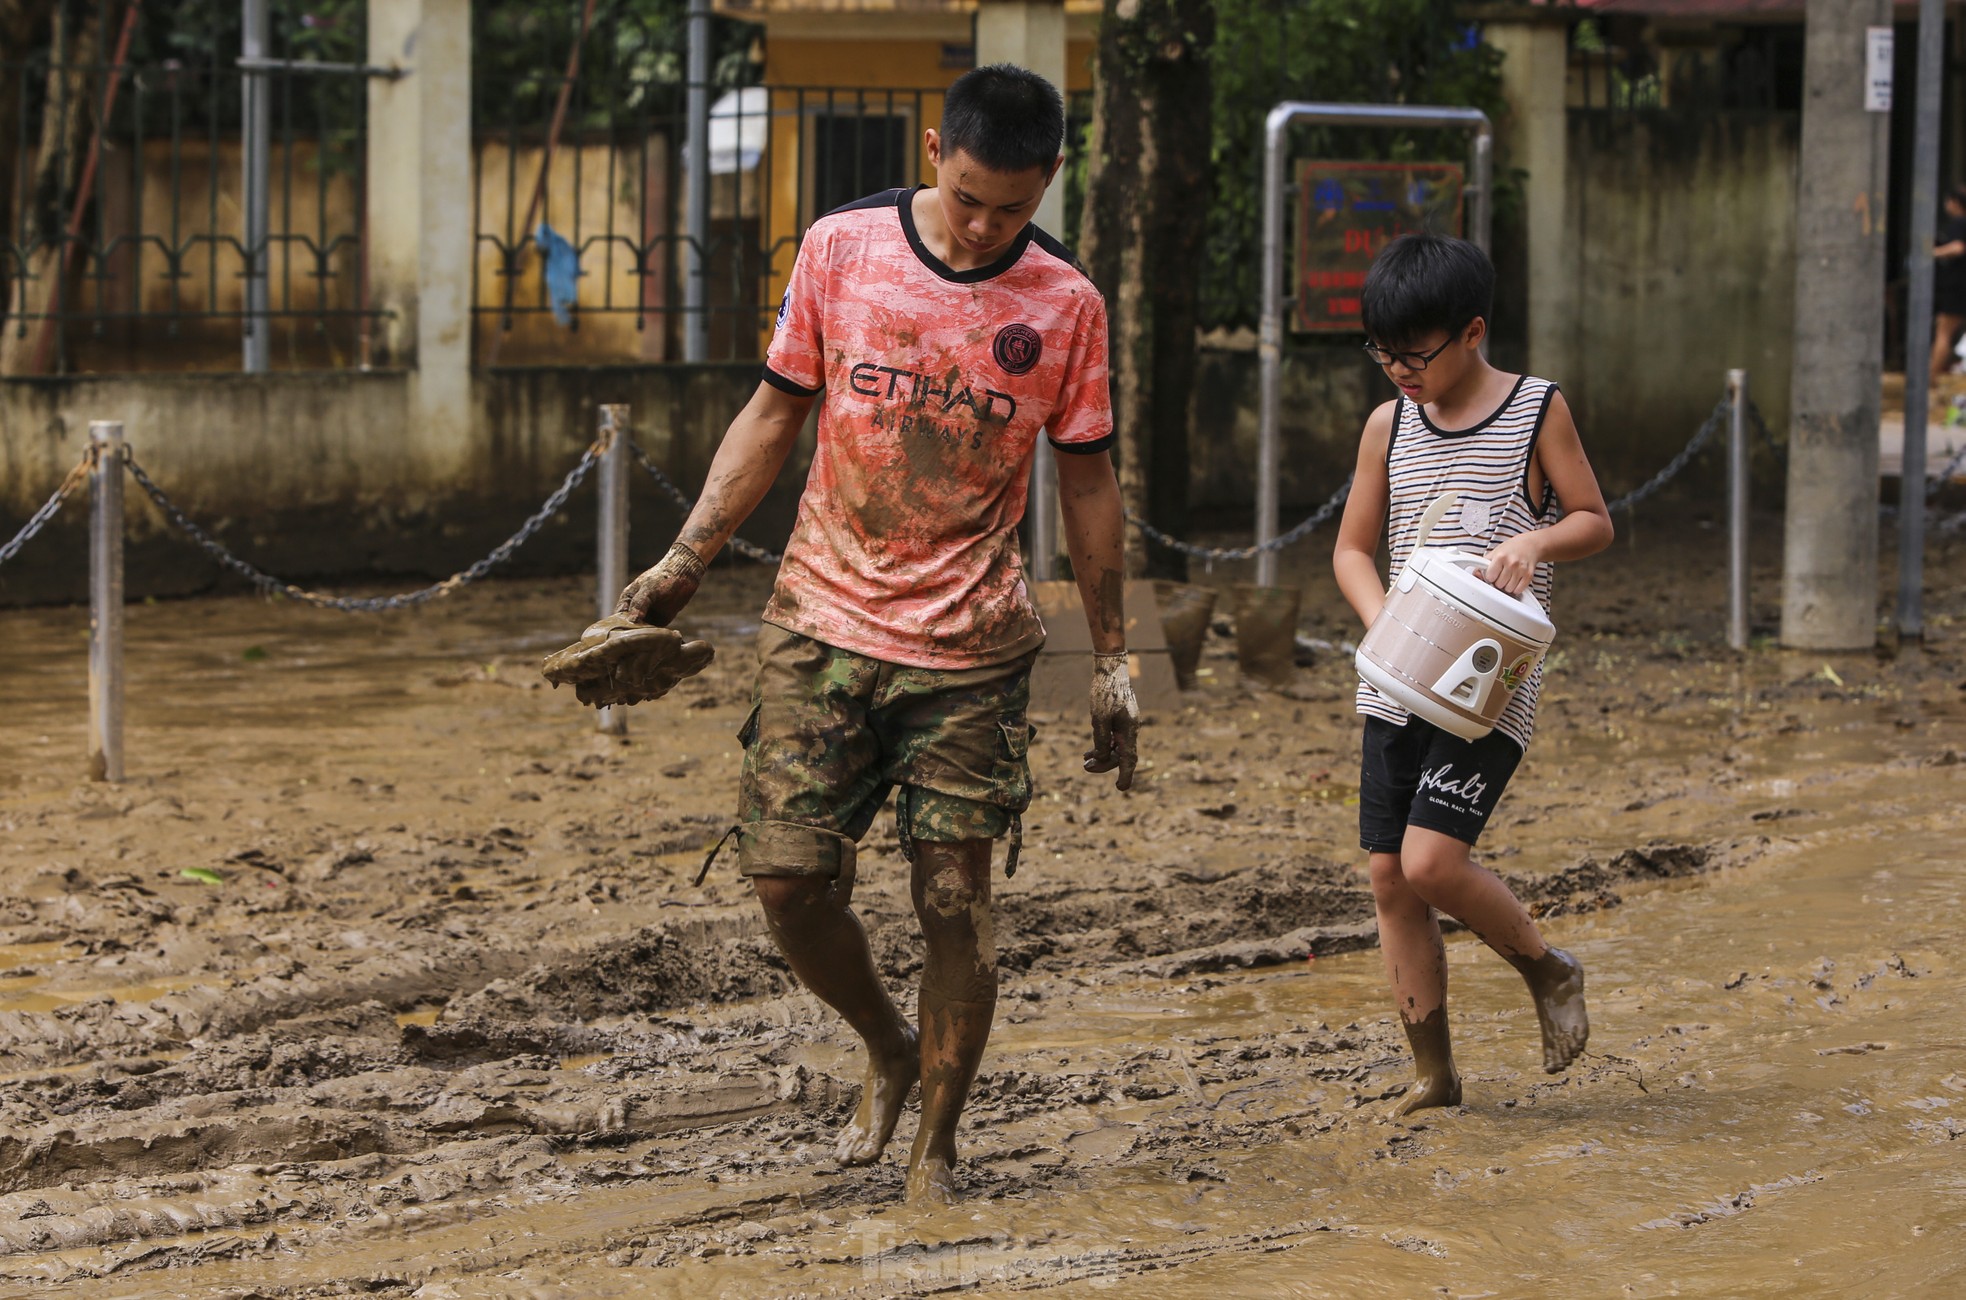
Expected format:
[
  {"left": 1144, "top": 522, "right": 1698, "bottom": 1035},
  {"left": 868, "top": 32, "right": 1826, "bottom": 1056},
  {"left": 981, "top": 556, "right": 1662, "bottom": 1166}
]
[{"left": 1390, "top": 1006, "right": 1461, "bottom": 1117}]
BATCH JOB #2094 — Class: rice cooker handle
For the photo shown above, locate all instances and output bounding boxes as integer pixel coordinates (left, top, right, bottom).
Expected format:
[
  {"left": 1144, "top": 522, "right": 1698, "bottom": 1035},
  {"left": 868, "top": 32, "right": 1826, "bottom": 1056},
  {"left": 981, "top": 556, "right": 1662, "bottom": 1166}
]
[{"left": 1438, "top": 550, "right": 1547, "bottom": 614}]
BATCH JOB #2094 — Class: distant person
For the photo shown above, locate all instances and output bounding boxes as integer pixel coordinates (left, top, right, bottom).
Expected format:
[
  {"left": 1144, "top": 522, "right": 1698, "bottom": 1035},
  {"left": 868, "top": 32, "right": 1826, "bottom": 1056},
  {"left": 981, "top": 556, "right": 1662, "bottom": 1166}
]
[
  {"left": 1930, "top": 183, "right": 1966, "bottom": 387},
  {"left": 1332, "top": 233, "right": 1614, "bottom": 1116},
  {"left": 603, "top": 63, "right": 1137, "bottom": 1204}
]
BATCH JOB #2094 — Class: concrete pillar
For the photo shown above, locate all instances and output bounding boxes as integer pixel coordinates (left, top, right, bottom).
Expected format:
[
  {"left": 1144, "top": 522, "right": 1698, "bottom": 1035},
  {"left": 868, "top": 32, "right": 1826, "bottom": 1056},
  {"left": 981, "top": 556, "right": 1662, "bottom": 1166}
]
[
  {"left": 368, "top": 0, "right": 473, "bottom": 464},
  {"left": 1487, "top": 17, "right": 1573, "bottom": 384},
  {"left": 975, "top": 1, "right": 1068, "bottom": 234},
  {"left": 977, "top": 1, "right": 1068, "bottom": 579},
  {"left": 1781, "top": 0, "right": 1891, "bottom": 650}
]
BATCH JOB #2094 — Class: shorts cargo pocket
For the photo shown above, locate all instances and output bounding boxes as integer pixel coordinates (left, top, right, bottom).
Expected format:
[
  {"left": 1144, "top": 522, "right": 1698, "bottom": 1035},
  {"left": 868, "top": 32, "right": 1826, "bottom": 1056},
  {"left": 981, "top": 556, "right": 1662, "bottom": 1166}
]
[
  {"left": 993, "top": 716, "right": 1033, "bottom": 813},
  {"left": 736, "top": 702, "right": 761, "bottom": 750}
]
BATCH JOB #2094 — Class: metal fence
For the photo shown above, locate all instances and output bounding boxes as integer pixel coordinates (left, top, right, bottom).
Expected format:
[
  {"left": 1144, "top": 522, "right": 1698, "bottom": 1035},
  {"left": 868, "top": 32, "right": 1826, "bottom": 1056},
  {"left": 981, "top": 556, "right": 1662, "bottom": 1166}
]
[
  {"left": 3, "top": 0, "right": 1093, "bottom": 372},
  {"left": 1568, "top": 19, "right": 1802, "bottom": 116},
  {"left": 1, "top": 0, "right": 380, "bottom": 374}
]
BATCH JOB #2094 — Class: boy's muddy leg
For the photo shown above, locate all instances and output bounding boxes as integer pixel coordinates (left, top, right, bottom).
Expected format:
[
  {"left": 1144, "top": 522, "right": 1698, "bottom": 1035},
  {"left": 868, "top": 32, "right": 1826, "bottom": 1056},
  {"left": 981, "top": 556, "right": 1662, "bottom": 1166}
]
[
  {"left": 752, "top": 875, "right": 918, "bottom": 1165},
  {"left": 1398, "top": 827, "right": 1590, "bottom": 1073},
  {"left": 906, "top": 838, "right": 997, "bottom": 1205},
  {"left": 1368, "top": 851, "right": 1461, "bottom": 1116},
  {"left": 1509, "top": 947, "right": 1589, "bottom": 1074}
]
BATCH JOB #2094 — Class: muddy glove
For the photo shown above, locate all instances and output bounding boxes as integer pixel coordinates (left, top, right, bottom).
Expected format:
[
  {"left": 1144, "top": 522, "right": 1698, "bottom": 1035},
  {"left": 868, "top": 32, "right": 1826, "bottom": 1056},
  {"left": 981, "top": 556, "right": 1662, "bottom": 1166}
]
[
  {"left": 1083, "top": 651, "right": 1140, "bottom": 792},
  {"left": 541, "top": 614, "right": 715, "bottom": 708},
  {"left": 615, "top": 542, "right": 707, "bottom": 627}
]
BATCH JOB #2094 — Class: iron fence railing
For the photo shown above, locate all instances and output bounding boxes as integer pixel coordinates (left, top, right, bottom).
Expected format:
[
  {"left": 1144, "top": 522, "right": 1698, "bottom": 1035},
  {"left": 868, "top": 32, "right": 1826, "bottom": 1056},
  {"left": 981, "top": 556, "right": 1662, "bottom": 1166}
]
[
  {"left": 1, "top": 0, "right": 379, "bottom": 374},
  {"left": 4, "top": 0, "right": 1095, "bottom": 373}
]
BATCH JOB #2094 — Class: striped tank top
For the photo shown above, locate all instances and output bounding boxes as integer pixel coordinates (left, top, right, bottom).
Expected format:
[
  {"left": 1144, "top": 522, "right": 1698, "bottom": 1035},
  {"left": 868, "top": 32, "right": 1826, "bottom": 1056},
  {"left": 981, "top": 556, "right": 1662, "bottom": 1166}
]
[{"left": 1356, "top": 375, "right": 1559, "bottom": 751}]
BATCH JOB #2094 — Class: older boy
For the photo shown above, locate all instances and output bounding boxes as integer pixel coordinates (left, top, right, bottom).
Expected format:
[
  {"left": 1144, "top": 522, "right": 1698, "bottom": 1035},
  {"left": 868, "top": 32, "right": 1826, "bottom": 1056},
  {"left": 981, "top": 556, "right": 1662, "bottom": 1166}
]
[
  {"left": 613, "top": 64, "right": 1136, "bottom": 1203},
  {"left": 1332, "top": 233, "right": 1613, "bottom": 1115}
]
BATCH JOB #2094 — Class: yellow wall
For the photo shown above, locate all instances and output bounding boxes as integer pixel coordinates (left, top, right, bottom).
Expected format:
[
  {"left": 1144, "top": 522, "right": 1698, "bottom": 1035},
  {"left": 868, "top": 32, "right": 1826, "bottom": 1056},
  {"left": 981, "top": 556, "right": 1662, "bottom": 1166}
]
[{"left": 754, "top": 35, "right": 1094, "bottom": 350}]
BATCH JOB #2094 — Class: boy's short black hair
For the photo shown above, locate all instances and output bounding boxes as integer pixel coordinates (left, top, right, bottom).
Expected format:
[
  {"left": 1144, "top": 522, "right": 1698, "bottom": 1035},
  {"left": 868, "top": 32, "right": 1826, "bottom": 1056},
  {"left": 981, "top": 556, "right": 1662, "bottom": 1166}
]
[
  {"left": 940, "top": 63, "right": 1064, "bottom": 175},
  {"left": 1361, "top": 233, "right": 1496, "bottom": 349}
]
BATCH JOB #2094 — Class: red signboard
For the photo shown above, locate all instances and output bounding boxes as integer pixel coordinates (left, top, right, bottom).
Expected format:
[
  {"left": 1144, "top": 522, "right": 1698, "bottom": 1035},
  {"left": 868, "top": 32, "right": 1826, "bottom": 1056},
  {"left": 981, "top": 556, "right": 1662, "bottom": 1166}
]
[{"left": 1292, "top": 161, "right": 1465, "bottom": 333}]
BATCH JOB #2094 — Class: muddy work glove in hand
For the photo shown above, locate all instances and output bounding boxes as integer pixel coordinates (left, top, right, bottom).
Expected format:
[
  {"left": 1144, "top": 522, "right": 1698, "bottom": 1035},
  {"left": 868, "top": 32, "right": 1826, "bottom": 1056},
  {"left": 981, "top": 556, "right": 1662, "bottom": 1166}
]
[
  {"left": 614, "top": 542, "right": 707, "bottom": 627},
  {"left": 1083, "top": 651, "right": 1140, "bottom": 791},
  {"left": 543, "top": 544, "right": 715, "bottom": 708},
  {"left": 541, "top": 614, "right": 714, "bottom": 708}
]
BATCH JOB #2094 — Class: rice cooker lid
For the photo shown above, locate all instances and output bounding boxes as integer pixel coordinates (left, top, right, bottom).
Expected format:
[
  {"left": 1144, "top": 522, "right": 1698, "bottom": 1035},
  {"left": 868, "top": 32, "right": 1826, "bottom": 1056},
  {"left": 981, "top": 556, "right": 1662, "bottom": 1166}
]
[{"left": 1407, "top": 548, "right": 1555, "bottom": 643}]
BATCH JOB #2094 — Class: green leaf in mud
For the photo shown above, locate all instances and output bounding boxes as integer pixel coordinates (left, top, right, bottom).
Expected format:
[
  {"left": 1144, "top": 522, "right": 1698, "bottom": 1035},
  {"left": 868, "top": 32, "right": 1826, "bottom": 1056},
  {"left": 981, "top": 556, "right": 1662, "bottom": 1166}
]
[
  {"left": 242, "top": 646, "right": 269, "bottom": 663},
  {"left": 179, "top": 868, "right": 226, "bottom": 886}
]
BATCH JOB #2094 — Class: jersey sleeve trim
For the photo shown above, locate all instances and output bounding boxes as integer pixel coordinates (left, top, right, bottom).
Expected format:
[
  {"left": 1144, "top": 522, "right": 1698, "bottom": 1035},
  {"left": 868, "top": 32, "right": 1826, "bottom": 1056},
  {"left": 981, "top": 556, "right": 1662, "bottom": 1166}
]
[
  {"left": 762, "top": 365, "right": 822, "bottom": 398},
  {"left": 1050, "top": 430, "right": 1116, "bottom": 455}
]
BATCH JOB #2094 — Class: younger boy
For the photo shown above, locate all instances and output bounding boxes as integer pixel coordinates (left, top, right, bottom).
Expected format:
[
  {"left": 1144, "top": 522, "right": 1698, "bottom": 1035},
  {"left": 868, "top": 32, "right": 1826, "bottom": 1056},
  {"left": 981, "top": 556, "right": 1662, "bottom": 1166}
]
[{"left": 1331, "top": 233, "right": 1613, "bottom": 1115}]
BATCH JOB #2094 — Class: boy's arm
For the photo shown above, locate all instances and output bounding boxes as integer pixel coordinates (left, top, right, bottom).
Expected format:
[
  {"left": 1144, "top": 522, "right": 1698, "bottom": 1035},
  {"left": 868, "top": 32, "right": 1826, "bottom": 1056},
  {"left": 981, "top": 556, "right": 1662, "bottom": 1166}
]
[
  {"left": 1332, "top": 402, "right": 1397, "bottom": 628},
  {"left": 616, "top": 381, "right": 815, "bottom": 624},
  {"left": 1054, "top": 447, "right": 1138, "bottom": 791},
  {"left": 1482, "top": 390, "right": 1614, "bottom": 596}
]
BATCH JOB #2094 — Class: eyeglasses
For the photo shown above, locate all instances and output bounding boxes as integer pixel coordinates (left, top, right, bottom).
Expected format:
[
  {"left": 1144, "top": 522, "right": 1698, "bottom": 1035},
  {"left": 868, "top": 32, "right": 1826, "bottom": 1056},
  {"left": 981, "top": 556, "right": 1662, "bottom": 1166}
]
[{"left": 1361, "top": 335, "right": 1457, "bottom": 371}]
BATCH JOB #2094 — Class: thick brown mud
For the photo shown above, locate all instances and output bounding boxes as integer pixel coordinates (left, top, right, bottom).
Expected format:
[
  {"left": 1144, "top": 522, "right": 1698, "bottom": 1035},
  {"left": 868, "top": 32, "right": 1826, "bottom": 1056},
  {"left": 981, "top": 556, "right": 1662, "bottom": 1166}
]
[{"left": 0, "top": 511, "right": 1963, "bottom": 1294}]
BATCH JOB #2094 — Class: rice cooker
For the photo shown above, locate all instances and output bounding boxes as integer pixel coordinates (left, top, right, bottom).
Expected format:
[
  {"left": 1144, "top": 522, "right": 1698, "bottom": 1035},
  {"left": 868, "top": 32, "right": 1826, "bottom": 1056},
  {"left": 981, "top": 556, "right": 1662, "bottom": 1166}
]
[{"left": 1355, "top": 547, "right": 1556, "bottom": 742}]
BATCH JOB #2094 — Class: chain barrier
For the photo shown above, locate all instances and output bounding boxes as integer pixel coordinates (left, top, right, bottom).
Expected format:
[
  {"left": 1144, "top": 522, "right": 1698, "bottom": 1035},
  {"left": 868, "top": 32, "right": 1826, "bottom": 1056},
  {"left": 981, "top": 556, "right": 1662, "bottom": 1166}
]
[
  {"left": 1927, "top": 439, "right": 1966, "bottom": 501},
  {"left": 627, "top": 439, "right": 782, "bottom": 564},
  {"left": 1126, "top": 476, "right": 1353, "bottom": 567},
  {"left": 0, "top": 446, "right": 100, "bottom": 569},
  {"left": 1122, "top": 395, "right": 1733, "bottom": 562},
  {"left": 1605, "top": 398, "right": 1729, "bottom": 514},
  {"left": 1747, "top": 401, "right": 1786, "bottom": 466},
  {"left": 125, "top": 440, "right": 605, "bottom": 612}
]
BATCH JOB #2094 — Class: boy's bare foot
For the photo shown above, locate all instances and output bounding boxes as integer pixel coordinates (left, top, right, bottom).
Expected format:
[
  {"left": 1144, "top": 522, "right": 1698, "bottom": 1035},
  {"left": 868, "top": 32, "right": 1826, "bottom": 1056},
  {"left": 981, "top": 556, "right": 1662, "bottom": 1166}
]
[
  {"left": 904, "top": 1152, "right": 959, "bottom": 1205},
  {"left": 1389, "top": 1006, "right": 1462, "bottom": 1117},
  {"left": 837, "top": 1027, "right": 920, "bottom": 1165},
  {"left": 1518, "top": 946, "right": 1589, "bottom": 1073},
  {"left": 1388, "top": 1068, "right": 1463, "bottom": 1118}
]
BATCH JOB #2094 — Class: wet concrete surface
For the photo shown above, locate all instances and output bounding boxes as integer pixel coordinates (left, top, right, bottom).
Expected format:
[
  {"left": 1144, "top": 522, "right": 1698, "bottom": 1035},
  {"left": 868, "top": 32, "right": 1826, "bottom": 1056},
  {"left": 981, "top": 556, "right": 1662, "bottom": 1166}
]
[{"left": 0, "top": 512, "right": 1962, "bottom": 1295}]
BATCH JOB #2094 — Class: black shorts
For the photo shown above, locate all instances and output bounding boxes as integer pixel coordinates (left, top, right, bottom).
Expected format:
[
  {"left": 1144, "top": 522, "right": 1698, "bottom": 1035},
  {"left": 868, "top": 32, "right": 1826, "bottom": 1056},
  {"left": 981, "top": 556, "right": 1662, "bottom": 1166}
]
[{"left": 1358, "top": 715, "right": 1523, "bottom": 853}]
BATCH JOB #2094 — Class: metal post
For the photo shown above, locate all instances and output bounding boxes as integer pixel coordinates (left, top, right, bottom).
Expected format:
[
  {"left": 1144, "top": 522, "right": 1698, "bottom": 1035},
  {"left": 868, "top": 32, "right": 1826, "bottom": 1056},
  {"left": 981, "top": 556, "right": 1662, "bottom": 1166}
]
[
  {"left": 241, "top": 0, "right": 271, "bottom": 373},
  {"left": 683, "top": 0, "right": 711, "bottom": 362},
  {"left": 1727, "top": 369, "right": 1750, "bottom": 651},
  {"left": 1028, "top": 443, "right": 1058, "bottom": 581},
  {"left": 596, "top": 405, "right": 630, "bottom": 736},
  {"left": 1896, "top": 0, "right": 1944, "bottom": 641},
  {"left": 1256, "top": 102, "right": 1491, "bottom": 587},
  {"left": 88, "top": 422, "right": 125, "bottom": 783}
]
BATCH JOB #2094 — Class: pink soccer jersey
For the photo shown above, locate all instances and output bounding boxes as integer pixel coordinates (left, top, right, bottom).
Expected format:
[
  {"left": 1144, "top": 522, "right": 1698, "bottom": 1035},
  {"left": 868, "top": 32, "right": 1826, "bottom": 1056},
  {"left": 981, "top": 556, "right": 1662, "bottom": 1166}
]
[{"left": 760, "top": 186, "right": 1114, "bottom": 669}]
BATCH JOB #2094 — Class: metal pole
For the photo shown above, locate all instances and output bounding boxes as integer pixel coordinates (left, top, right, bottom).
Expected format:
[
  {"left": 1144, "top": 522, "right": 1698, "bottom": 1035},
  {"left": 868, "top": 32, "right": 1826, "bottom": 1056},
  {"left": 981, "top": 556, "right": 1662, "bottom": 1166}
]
[
  {"left": 241, "top": 0, "right": 271, "bottom": 373},
  {"left": 1728, "top": 369, "right": 1750, "bottom": 650},
  {"left": 597, "top": 404, "right": 630, "bottom": 737},
  {"left": 683, "top": 0, "right": 711, "bottom": 362},
  {"left": 1029, "top": 443, "right": 1058, "bottom": 581},
  {"left": 88, "top": 422, "right": 125, "bottom": 783},
  {"left": 1255, "top": 102, "right": 1492, "bottom": 588},
  {"left": 1896, "top": 0, "right": 1944, "bottom": 641},
  {"left": 1255, "top": 106, "right": 1288, "bottom": 587},
  {"left": 1468, "top": 126, "right": 1493, "bottom": 256}
]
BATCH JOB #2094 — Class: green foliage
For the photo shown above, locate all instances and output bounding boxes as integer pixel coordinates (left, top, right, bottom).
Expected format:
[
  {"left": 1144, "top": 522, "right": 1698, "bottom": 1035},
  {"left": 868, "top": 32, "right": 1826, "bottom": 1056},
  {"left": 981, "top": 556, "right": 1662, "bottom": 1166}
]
[
  {"left": 473, "top": 0, "right": 758, "bottom": 131},
  {"left": 1203, "top": 0, "right": 1512, "bottom": 330}
]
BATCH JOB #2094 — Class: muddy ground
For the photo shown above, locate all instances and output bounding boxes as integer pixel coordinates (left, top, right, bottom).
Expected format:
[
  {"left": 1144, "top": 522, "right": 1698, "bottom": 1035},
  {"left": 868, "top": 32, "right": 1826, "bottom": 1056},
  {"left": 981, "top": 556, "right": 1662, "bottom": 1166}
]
[{"left": 0, "top": 498, "right": 1963, "bottom": 1297}]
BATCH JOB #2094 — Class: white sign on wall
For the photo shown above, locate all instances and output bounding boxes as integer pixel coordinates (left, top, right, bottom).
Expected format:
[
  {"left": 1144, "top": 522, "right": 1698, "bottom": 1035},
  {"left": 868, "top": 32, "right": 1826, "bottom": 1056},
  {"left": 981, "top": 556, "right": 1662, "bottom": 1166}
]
[{"left": 1865, "top": 26, "right": 1894, "bottom": 113}]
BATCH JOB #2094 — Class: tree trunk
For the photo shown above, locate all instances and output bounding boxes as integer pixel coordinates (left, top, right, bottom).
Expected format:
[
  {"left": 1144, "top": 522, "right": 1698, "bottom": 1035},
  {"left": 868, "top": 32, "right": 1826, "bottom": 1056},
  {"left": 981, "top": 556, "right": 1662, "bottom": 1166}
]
[
  {"left": 1, "top": 0, "right": 96, "bottom": 375},
  {"left": 1078, "top": 0, "right": 1213, "bottom": 580},
  {"left": 0, "top": 0, "right": 59, "bottom": 334}
]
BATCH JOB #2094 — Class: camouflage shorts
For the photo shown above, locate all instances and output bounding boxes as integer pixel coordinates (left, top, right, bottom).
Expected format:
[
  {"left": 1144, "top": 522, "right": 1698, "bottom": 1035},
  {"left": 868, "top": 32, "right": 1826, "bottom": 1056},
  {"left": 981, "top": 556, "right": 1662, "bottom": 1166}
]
[{"left": 736, "top": 622, "right": 1037, "bottom": 879}]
